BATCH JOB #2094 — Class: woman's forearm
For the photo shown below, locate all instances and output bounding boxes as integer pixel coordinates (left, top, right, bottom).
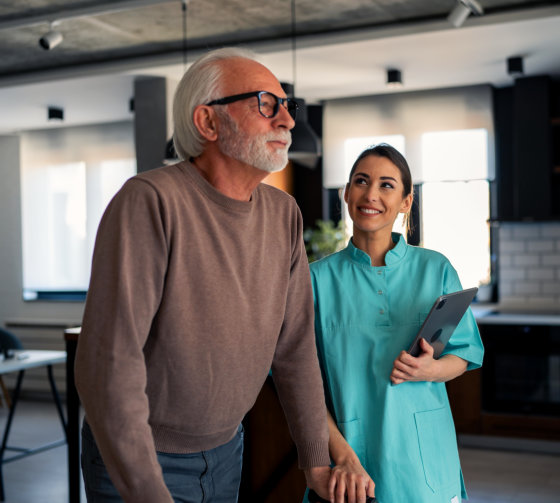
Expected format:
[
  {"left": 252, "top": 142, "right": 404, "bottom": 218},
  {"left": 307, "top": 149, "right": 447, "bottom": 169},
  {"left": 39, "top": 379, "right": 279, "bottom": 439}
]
[{"left": 432, "top": 354, "right": 468, "bottom": 382}]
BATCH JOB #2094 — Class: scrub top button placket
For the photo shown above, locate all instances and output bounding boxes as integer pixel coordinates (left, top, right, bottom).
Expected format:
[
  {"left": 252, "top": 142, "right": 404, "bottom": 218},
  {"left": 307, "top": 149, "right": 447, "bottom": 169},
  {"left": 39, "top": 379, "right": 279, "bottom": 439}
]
[{"left": 375, "top": 268, "right": 389, "bottom": 321}]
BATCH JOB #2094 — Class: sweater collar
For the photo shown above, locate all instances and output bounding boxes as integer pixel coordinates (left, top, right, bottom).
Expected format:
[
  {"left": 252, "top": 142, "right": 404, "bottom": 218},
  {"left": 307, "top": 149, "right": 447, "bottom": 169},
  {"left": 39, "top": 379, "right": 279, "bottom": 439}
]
[
  {"left": 180, "top": 160, "right": 257, "bottom": 214},
  {"left": 344, "top": 232, "right": 407, "bottom": 267}
]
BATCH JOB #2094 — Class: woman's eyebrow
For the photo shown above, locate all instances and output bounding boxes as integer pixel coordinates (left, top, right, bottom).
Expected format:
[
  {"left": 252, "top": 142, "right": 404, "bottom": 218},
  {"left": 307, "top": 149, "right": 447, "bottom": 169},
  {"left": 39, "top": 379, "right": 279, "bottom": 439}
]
[
  {"left": 352, "top": 171, "right": 370, "bottom": 179},
  {"left": 380, "top": 176, "right": 398, "bottom": 182}
]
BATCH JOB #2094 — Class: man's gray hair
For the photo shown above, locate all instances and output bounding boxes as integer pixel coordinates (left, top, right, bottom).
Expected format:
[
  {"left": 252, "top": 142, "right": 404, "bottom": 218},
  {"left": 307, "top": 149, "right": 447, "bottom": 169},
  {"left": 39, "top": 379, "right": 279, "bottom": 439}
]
[{"left": 172, "top": 47, "right": 258, "bottom": 160}]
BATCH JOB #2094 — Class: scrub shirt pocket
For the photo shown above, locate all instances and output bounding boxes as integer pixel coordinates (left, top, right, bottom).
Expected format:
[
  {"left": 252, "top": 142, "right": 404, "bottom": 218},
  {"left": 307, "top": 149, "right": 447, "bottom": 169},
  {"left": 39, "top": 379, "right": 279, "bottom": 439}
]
[
  {"left": 337, "top": 418, "right": 366, "bottom": 463},
  {"left": 414, "top": 406, "right": 461, "bottom": 493}
]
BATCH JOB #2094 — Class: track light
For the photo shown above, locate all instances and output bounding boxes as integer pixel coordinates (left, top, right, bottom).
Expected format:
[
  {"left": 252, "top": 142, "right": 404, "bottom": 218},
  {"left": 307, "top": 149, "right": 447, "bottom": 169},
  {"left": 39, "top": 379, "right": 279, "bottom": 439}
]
[
  {"left": 48, "top": 106, "right": 64, "bottom": 121},
  {"left": 447, "top": 0, "right": 484, "bottom": 28},
  {"left": 39, "top": 23, "right": 63, "bottom": 50},
  {"left": 386, "top": 69, "right": 403, "bottom": 88},
  {"left": 507, "top": 56, "right": 524, "bottom": 77}
]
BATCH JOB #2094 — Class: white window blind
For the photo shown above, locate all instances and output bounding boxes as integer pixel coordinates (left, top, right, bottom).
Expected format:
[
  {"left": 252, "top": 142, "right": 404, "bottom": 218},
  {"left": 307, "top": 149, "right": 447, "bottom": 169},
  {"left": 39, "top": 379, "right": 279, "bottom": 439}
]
[{"left": 20, "top": 121, "right": 136, "bottom": 299}]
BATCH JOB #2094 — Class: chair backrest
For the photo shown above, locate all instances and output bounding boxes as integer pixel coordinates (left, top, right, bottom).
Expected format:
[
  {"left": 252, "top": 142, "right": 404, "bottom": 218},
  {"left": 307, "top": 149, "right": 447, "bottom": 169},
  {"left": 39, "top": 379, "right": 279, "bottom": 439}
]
[{"left": 0, "top": 328, "right": 23, "bottom": 351}]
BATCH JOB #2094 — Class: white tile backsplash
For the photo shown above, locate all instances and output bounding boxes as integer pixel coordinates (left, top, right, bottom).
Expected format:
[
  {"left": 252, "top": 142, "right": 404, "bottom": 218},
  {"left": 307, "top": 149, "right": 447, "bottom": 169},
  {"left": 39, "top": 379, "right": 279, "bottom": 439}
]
[{"left": 498, "top": 222, "right": 560, "bottom": 308}]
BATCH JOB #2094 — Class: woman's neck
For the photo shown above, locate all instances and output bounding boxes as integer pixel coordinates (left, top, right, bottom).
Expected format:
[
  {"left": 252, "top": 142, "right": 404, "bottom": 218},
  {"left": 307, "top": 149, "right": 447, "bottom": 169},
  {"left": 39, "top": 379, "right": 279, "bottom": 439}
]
[{"left": 352, "top": 229, "right": 395, "bottom": 267}]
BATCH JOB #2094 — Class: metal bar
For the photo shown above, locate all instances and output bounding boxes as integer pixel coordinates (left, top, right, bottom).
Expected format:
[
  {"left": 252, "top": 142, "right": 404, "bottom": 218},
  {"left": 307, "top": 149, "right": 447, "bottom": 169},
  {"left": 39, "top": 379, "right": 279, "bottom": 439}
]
[
  {"left": 47, "top": 365, "right": 68, "bottom": 438},
  {"left": 2, "top": 439, "right": 66, "bottom": 464},
  {"left": 0, "top": 0, "right": 173, "bottom": 30},
  {"left": 65, "top": 336, "right": 81, "bottom": 503},
  {"left": 0, "top": 370, "right": 24, "bottom": 502}
]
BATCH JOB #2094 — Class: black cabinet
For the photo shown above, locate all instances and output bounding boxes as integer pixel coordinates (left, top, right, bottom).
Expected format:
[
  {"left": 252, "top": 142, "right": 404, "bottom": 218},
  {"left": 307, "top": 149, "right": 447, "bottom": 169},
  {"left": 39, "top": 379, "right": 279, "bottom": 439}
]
[
  {"left": 551, "top": 82, "right": 560, "bottom": 215},
  {"left": 493, "top": 76, "right": 559, "bottom": 220}
]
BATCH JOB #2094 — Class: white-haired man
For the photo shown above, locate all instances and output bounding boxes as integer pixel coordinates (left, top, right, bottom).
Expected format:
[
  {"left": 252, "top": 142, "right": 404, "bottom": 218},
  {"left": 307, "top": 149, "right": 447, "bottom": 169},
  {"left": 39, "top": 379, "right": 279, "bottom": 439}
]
[{"left": 75, "top": 47, "right": 332, "bottom": 502}]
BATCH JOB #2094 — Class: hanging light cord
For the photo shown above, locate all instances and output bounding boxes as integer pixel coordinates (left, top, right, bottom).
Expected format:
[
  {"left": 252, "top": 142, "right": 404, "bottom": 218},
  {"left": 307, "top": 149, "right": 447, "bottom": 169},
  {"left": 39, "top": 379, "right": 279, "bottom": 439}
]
[
  {"left": 291, "top": 0, "right": 297, "bottom": 96},
  {"left": 181, "top": 0, "right": 188, "bottom": 72}
]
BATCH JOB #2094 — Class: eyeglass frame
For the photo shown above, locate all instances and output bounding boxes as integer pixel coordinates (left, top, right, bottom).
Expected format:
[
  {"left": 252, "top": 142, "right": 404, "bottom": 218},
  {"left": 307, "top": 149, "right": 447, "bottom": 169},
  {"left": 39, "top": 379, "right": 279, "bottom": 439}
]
[{"left": 205, "top": 91, "right": 298, "bottom": 120}]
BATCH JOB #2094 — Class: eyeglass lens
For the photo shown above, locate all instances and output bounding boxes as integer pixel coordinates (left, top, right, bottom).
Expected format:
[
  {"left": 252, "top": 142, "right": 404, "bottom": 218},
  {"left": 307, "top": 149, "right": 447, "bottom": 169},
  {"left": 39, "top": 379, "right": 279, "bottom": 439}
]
[{"left": 259, "top": 92, "right": 297, "bottom": 120}]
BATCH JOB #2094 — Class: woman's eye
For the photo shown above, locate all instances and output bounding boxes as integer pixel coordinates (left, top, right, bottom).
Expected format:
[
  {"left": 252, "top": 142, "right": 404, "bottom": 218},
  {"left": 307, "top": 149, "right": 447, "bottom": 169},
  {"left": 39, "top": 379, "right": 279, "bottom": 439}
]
[
  {"left": 354, "top": 177, "right": 367, "bottom": 185},
  {"left": 381, "top": 182, "right": 394, "bottom": 189}
]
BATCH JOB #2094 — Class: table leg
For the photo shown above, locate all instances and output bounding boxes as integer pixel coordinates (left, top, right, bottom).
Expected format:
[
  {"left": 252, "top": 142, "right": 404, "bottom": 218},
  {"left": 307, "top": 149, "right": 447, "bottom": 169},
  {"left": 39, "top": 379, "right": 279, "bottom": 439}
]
[
  {"left": 0, "top": 370, "right": 24, "bottom": 502},
  {"left": 65, "top": 339, "right": 80, "bottom": 503}
]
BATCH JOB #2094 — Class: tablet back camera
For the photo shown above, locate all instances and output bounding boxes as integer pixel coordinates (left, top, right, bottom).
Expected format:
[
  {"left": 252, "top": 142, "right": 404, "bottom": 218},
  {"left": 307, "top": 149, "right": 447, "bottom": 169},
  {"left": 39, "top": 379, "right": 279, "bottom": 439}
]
[{"left": 430, "top": 328, "right": 443, "bottom": 343}]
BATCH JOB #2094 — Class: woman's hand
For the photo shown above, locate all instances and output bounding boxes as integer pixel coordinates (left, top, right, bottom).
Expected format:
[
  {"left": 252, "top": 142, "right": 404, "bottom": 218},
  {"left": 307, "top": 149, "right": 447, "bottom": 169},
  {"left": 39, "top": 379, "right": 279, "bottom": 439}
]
[
  {"left": 391, "top": 337, "right": 437, "bottom": 384},
  {"left": 326, "top": 411, "right": 375, "bottom": 503},
  {"left": 391, "top": 338, "right": 468, "bottom": 384},
  {"left": 328, "top": 457, "right": 375, "bottom": 503}
]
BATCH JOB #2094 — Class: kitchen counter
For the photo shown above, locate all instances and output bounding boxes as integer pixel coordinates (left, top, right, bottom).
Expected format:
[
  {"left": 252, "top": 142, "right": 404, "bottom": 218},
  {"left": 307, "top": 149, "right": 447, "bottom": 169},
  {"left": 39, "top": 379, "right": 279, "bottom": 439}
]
[{"left": 471, "top": 304, "right": 560, "bottom": 325}]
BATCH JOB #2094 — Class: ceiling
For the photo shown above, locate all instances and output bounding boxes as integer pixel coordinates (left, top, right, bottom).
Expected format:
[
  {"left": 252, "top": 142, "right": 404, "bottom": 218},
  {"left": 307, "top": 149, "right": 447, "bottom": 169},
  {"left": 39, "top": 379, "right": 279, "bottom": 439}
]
[{"left": 1, "top": 0, "right": 559, "bottom": 135}]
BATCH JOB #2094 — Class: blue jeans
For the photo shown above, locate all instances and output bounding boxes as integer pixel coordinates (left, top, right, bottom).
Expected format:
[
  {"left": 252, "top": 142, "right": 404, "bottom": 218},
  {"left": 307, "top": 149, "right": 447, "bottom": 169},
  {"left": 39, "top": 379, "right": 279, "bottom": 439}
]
[{"left": 81, "top": 420, "right": 244, "bottom": 503}]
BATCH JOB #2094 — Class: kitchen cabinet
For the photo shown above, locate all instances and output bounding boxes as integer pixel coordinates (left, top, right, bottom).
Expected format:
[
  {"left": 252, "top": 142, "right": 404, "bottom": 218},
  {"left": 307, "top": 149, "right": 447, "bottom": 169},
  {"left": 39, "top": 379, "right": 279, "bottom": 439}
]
[
  {"left": 492, "top": 76, "right": 560, "bottom": 221},
  {"left": 448, "top": 314, "right": 560, "bottom": 441}
]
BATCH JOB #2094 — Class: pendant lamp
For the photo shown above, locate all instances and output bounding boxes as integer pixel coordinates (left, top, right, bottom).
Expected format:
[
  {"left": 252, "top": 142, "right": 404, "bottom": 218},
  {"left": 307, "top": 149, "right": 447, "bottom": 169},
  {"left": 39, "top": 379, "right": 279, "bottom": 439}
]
[{"left": 286, "top": 0, "right": 321, "bottom": 169}]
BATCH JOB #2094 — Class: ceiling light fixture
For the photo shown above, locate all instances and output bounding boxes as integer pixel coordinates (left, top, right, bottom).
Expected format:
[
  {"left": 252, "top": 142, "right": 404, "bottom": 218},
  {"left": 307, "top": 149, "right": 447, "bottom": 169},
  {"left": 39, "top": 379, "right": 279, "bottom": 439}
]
[
  {"left": 507, "top": 56, "right": 524, "bottom": 77},
  {"left": 386, "top": 69, "right": 403, "bottom": 88},
  {"left": 447, "top": 0, "right": 484, "bottom": 28},
  {"left": 48, "top": 106, "right": 64, "bottom": 121},
  {"left": 287, "top": 0, "right": 321, "bottom": 169},
  {"left": 39, "top": 23, "right": 63, "bottom": 50}
]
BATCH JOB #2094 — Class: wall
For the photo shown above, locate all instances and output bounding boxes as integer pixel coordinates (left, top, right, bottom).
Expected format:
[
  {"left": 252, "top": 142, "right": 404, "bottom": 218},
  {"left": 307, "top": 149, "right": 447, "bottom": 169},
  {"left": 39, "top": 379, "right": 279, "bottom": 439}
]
[
  {"left": 323, "top": 84, "right": 495, "bottom": 188},
  {"left": 498, "top": 222, "right": 560, "bottom": 309}
]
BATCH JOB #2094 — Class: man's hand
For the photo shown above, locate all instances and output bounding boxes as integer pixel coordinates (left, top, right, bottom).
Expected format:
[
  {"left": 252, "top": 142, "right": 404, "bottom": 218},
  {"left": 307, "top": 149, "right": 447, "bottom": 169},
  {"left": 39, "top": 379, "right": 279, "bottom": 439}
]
[{"left": 304, "top": 466, "right": 332, "bottom": 500}]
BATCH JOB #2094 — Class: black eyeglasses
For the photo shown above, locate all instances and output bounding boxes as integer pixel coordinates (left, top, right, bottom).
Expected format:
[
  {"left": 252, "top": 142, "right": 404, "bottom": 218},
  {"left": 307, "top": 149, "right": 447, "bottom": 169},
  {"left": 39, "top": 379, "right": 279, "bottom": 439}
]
[{"left": 206, "top": 91, "right": 298, "bottom": 120}]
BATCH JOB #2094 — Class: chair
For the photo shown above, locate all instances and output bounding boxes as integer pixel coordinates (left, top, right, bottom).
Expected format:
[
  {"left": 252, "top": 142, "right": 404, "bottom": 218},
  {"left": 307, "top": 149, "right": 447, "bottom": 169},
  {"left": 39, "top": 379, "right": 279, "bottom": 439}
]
[{"left": 0, "top": 328, "right": 24, "bottom": 408}]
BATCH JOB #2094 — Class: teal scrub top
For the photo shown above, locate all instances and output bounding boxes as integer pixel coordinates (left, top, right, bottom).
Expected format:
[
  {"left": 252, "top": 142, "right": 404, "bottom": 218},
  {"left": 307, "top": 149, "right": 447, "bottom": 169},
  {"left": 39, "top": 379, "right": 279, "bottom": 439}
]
[{"left": 309, "top": 233, "right": 484, "bottom": 503}]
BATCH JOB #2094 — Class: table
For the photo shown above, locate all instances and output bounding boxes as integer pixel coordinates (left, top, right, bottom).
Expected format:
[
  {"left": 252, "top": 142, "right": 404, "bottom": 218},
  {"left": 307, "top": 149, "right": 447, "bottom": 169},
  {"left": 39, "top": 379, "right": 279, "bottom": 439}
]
[
  {"left": 64, "top": 327, "right": 81, "bottom": 503},
  {"left": 0, "top": 349, "right": 67, "bottom": 502}
]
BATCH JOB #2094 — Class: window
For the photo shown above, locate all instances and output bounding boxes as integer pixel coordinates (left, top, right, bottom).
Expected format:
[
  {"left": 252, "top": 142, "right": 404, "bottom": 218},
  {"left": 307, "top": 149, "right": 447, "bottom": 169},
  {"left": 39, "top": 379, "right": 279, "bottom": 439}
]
[
  {"left": 20, "top": 121, "right": 136, "bottom": 301},
  {"left": 21, "top": 159, "right": 135, "bottom": 300},
  {"left": 420, "top": 129, "right": 490, "bottom": 288}
]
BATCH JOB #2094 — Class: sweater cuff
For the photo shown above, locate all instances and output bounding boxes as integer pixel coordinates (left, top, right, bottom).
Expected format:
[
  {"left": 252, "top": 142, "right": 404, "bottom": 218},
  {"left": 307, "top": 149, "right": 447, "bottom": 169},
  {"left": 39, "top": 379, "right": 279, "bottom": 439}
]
[{"left": 297, "top": 440, "right": 331, "bottom": 469}]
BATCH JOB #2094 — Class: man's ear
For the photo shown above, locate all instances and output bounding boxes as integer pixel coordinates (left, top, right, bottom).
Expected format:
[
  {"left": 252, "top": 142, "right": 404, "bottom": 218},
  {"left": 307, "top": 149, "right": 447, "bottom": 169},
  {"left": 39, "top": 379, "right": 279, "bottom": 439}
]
[{"left": 193, "top": 105, "right": 219, "bottom": 141}]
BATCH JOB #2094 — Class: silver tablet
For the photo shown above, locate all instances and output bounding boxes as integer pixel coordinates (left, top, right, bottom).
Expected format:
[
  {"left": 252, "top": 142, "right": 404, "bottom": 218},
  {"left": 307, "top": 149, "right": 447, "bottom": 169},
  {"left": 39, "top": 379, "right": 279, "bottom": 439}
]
[{"left": 407, "top": 287, "right": 478, "bottom": 359}]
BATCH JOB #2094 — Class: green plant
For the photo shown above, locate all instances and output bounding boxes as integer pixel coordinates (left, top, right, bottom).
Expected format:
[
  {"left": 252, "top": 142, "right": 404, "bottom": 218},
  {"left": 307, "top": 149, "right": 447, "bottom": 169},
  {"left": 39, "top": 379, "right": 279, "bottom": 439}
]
[{"left": 303, "top": 219, "right": 347, "bottom": 263}]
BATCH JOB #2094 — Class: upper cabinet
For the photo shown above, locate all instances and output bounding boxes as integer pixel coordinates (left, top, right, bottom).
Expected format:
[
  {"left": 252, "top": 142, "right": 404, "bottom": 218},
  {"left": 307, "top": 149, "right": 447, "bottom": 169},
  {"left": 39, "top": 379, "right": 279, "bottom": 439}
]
[
  {"left": 493, "top": 76, "right": 559, "bottom": 221},
  {"left": 552, "top": 87, "right": 560, "bottom": 216}
]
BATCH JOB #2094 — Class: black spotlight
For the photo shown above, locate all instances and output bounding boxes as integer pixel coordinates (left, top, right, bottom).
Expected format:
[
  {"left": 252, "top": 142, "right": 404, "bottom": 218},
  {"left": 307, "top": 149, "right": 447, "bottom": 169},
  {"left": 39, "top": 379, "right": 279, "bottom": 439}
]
[
  {"left": 386, "top": 69, "right": 403, "bottom": 88},
  {"left": 48, "top": 106, "right": 64, "bottom": 121},
  {"left": 507, "top": 56, "right": 524, "bottom": 76}
]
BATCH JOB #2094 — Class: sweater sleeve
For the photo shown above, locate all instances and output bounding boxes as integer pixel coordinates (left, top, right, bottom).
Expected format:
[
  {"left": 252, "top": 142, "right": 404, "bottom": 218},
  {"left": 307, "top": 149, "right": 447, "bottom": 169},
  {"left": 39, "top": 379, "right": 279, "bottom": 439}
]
[
  {"left": 74, "top": 178, "right": 173, "bottom": 502},
  {"left": 270, "top": 205, "right": 331, "bottom": 469}
]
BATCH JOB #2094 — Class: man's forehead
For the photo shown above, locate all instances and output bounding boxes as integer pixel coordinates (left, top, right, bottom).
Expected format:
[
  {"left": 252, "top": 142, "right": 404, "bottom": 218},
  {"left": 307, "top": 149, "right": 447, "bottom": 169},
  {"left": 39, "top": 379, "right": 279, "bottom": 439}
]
[{"left": 219, "top": 58, "right": 285, "bottom": 97}]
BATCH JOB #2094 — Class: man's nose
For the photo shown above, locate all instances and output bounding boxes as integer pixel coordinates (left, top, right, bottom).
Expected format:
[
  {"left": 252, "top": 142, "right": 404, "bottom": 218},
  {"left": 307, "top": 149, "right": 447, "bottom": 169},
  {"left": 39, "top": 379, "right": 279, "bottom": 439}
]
[{"left": 274, "top": 102, "right": 296, "bottom": 129}]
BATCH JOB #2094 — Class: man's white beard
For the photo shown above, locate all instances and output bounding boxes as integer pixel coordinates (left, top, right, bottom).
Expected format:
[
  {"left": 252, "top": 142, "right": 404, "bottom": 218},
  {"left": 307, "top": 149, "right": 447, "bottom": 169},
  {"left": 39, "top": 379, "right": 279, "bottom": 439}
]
[{"left": 217, "top": 112, "right": 291, "bottom": 173}]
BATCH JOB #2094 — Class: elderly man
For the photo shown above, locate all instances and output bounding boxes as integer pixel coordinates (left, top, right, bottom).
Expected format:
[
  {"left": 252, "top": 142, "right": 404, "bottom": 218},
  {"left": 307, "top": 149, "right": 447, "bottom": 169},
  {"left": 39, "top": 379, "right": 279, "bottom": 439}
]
[{"left": 75, "top": 47, "right": 331, "bottom": 502}]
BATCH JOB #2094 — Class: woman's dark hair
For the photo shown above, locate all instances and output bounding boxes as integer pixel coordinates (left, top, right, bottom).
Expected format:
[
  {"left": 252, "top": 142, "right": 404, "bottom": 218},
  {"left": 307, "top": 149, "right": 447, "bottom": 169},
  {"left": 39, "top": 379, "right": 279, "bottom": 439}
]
[
  {"left": 347, "top": 143, "right": 414, "bottom": 233},
  {"left": 347, "top": 143, "right": 412, "bottom": 198}
]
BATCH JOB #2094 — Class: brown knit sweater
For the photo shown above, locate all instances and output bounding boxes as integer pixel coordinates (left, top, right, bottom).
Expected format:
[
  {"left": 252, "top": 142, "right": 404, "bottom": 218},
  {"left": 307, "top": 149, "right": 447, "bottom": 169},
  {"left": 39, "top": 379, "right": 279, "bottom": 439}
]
[{"left": 74, "top": 161, "right": 330, "bottom": 502}]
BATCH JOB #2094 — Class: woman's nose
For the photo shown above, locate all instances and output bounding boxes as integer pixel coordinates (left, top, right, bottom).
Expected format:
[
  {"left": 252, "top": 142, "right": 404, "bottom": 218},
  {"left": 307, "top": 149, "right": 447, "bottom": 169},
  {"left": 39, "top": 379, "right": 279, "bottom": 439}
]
[{"left": 365, "top": 186, "right": 378, "bottom": 201}]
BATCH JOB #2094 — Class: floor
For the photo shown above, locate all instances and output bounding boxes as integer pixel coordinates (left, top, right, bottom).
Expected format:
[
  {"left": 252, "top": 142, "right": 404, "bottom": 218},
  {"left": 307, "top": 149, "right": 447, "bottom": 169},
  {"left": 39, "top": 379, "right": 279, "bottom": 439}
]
[{"left": 0, "top": 400, "right": 559, "bottom": 503}]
